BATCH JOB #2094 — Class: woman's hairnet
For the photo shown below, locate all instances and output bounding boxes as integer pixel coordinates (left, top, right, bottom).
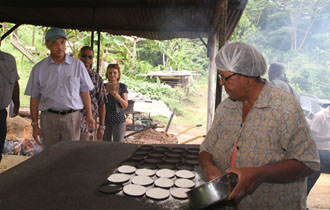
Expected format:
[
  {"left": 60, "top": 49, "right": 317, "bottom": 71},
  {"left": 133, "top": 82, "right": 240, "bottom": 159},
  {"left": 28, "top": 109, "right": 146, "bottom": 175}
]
[{"left": 215, "top": 42, "right": 267, "bottom": 77}]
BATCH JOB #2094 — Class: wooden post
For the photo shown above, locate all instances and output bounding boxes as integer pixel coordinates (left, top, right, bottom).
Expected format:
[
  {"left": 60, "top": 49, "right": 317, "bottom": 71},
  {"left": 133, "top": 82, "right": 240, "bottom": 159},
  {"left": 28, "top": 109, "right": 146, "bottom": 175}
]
[
  {"left": 206, "top": 32, "right": 217, "bottom": 131},
  {"left": 32, "top": 26, "right": 36, "bottom": 46},
  {"left": 90, "top": 31, "right": 94, "bottom": 49},
  {"left": 206, "top": 0, "right": 228, "bottom": 131},
  {"left": 96, "top": 30, "right": 101, "bottom": 73},
  {"left": 215, "top": 0, "right": 228, "bottom": 109}
]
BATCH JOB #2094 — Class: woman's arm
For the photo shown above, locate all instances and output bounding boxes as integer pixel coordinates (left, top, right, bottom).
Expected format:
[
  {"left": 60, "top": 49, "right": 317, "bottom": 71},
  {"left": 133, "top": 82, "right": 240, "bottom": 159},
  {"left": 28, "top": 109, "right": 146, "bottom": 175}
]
[
  {"left": 226, "top": 159, "right": 313, "bottom": 202},
  {"left": 115, "top": 92, "right": 128, "bottom": 108},
  {"left": 199, "top": 151, "right": 223, "bottom": 181}
]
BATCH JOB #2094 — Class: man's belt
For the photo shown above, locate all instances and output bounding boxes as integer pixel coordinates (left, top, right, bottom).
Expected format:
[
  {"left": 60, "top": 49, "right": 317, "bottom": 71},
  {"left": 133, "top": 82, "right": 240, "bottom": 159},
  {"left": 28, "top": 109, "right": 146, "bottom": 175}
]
[{"left": 48, "top": 109, "right": 77, "bottom": 115}]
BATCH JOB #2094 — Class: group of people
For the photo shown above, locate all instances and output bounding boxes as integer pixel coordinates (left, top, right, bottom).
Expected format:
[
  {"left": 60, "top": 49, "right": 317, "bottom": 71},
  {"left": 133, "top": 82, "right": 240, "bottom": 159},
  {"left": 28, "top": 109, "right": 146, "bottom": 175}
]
[
  {"left": 0, "top": 28, "right": 128, "bottom": 161},
  {"left": 0, "top": 27, "right": 326, "bottom": 209}
]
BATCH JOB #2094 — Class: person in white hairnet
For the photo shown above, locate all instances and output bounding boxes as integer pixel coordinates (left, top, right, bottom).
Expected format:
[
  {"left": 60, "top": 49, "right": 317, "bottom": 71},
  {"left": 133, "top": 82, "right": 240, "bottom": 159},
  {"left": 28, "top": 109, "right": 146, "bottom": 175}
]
[
  {"left": 199, "top": 42, "right": 320, "bottom": 210},
  {"left": 268, "top": 62, "right": 300, "bottom": 102}
]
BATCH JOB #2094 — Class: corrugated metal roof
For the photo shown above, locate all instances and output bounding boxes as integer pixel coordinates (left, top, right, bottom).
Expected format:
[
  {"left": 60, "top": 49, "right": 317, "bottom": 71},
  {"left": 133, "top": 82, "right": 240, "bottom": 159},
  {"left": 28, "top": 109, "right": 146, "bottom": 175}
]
[{"left": 0, "top": 0, "right": 247, "bottom": 40}]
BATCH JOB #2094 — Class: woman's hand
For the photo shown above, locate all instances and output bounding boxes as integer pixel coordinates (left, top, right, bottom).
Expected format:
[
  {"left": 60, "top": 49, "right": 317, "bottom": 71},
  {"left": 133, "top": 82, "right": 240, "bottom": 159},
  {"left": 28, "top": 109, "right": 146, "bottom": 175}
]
[
  {"left": 225, "top": 167, "right": 263, "bottom": 203},
  {"left": 97, "top": 127, "right": 104, "bottom": 140},
  {"left": 109, "top": 90, "right": 119, "bottom": 98},
  {"left": 204, "top": 164, "right": 223, "bottom": 181}
]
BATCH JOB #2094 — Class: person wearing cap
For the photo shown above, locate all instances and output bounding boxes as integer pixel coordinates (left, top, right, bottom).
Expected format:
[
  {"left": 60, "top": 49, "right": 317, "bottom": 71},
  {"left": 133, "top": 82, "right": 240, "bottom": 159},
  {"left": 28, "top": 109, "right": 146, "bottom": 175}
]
[
  {"left": 0, "top": 36, "right": 20, "bottom": 162},
  {"left": 78, "top": 46, "right": 107, "bottom": 141},
  {"left": 199, "top": 42, "right": 320, "bottom": 209},
  {"left": 268, "top": 62, "right": 300, "bottom": 102},
  {"left": 25, "top": 28, "right": 94, "bottom": 148}
]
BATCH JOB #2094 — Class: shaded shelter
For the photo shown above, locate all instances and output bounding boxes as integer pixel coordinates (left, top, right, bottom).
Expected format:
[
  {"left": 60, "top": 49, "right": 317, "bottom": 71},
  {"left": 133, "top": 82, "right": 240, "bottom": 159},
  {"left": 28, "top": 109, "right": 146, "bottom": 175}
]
[{"left": 0, "top": 0, "right": 248, "bottom": 129}]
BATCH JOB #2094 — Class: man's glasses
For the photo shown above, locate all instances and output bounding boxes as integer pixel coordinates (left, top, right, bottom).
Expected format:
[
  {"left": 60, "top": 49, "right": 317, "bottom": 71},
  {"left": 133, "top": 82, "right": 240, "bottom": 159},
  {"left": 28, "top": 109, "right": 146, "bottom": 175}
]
[
  {"left": 218, "top": 73, "right": 239, "bottom": 84},
  {"left": 81, "top": 54, "right": 93, "bottom": 59}
]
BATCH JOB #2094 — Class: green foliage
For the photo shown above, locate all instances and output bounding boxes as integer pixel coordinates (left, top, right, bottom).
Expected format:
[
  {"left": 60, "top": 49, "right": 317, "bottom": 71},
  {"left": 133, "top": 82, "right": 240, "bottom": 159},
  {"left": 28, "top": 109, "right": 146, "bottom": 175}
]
[
  {"left": 121, "top": 75, "right": 185, "bottom": 115},
  {"left": 232, "top": 0, "right": 330, "bottom": 98}
]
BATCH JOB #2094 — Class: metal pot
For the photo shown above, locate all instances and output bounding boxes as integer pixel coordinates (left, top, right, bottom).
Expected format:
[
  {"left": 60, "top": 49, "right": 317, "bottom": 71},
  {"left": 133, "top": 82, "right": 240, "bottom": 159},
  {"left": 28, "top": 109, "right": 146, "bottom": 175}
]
[{"left": 187, "top": 173, "right": 238, "bottom": 210}]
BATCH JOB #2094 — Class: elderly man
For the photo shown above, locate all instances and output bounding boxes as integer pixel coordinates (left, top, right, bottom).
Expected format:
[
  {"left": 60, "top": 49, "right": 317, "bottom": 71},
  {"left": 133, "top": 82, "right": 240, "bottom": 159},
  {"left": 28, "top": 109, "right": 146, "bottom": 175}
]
[
  {"left": 199, "top": 42, "right": 320, "bottom": 209},
  {"left": 78, "top": 46, "right": 107, "bottom": 141},
  {"left": 25, "top": 28, "right": 94, "bottom": 148},
  {"left": 0, "top": 47, "right": 20, "bottom": 162},
  {"left": 268, "top": 62, "right": 300, "bottom": 102}
]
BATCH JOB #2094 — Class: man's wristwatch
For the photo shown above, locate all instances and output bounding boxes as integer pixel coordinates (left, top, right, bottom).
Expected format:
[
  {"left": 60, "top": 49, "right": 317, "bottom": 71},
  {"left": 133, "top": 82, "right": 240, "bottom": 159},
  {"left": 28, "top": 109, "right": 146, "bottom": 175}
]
[
  {"left": 99, "top": 125, "right": 106, "bottom": 130},
  {"left": 31, "top": 121, "right": 38, "bottom": 126}
]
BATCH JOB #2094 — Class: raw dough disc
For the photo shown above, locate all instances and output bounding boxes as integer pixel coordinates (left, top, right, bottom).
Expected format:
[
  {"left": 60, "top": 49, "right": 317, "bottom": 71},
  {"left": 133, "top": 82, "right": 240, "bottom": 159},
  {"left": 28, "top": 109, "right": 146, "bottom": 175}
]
[
  {"left": 185, "top": 158, "right": 199, "bottom": 165},
  {"left": 156, "top": 169, "right": 175, "bottom": 178},
  {"left": 175, "top": 178, "right": 195, "bottom": 188},
  {"left": 98, "top": 183, "right": 122, "bottom": 194},
  {"left": 139, "top": 145, "right": 153, "bottom": 151},
  {"left": 154, "top": 146, "right": 169, "bottom": 152},
  {"left": 175, "top": 170, "right": 195, "bottom": 179},
  {"left": 169, "top": 147, "right": 186, "bottom": 153},
  {"left": 129, "top": 155, "right": 146, "bottom": 161},
  {"left": 123, "top": 184, "right": 146, "bottom": 197},
  {"left": 163, "top": 157, "right": 181, "bottom": 164},
  {"left": 154, "top": 177, "right": 174, "bottom": 188},
  {"left": 117, "top": 165, "right": 136, "bottom": 174},
  {"left": 120, "top": 160, "right": 139, "bottom": 167},
  {"left": 135, "top": 168, "right": 155, "bottom": 177},
  {"left": 146, "top": 187, "right": 170, "bottom": 200},
  {"left": 170, "top": 188, "right": 190, "bottom": 199},
  {"left": 134, "top": 150, "right": 149, "bottom": 155},
  {"left": 176, "top": 163, "right": 194, "bottom": 171},
  {"left": 165, "top": 152, "right": 182, "bottom": 158},
  {"left": 131, "top": 175, "right": 154, "bottom": 186},
  {"left": 137, "top": 162, "right": 157, "bottom": 169},
  {"left": 157, "top": 162, "right": 176, "bottom": 170},
  {"left": 107, "top": 173, "right": 131, "bottom": 183},
  {"left": 149, "top": 151, "right": 165, "bottom": 158}
]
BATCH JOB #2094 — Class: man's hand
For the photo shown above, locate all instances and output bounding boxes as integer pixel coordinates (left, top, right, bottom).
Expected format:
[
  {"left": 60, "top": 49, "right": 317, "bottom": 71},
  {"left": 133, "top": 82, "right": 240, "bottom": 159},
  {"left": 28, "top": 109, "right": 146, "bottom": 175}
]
[
  {"left": 97, "top": 127, "right": 104, "bottom": 140},
  {"left": 12, "top": 104, "right": 19, "bottom": 117},
  {"left": 12, "top": 81, "right": 20, "bottom": 117},
  {"left": 32, "top": 125, "right": 42, "bottom": 145},
  {"left": 87, "top": 116, "right": 95, "bottom": 132},
  {"left": 225, "top": 167, "right": 263, "bottom": 203}
]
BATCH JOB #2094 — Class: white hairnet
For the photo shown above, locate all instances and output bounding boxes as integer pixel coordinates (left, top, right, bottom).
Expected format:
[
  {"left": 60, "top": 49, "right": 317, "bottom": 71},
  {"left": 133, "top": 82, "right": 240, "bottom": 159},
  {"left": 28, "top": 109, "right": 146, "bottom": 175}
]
[{"left": 215, "top": 42, "right": 267, "bottom": 77}]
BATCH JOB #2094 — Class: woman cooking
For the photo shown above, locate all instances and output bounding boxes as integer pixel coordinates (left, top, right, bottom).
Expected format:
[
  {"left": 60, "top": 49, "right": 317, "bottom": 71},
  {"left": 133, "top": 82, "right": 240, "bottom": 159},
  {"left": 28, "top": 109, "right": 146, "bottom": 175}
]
[
  {"left": 103, "top": 63, "right": 128, "bottom": 142},
  {"left": 199, "top": 42, "right": 320, "bottom": 209}
]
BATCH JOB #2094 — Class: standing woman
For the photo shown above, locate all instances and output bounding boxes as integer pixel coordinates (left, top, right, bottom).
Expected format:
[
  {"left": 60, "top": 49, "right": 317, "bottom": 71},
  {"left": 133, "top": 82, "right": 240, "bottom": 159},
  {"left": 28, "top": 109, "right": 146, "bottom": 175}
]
[{"left": 103, "top": 64, "right": 128, "bottom": 142}]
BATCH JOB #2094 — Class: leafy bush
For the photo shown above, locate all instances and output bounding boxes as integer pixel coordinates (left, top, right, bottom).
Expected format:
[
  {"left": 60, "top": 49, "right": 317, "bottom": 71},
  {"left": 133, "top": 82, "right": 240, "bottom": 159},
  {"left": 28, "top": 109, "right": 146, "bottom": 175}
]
[{"left": 121, "top": 75, "right": 185, "bottom": 115}]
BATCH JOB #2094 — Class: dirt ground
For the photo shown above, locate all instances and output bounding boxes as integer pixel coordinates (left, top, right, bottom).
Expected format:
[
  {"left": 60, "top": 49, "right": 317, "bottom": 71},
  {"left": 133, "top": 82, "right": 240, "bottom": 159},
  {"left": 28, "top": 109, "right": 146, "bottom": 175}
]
[{"left": 307, "top": 173, "right": 330, "bottom": 210}]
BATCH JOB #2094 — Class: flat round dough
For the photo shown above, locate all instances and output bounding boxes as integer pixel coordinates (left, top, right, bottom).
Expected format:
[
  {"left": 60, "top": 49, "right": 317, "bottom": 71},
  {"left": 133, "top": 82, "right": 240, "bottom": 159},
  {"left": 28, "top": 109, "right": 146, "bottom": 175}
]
[
  {"left": 175, "top": 170, "right": 195, "bottom": 179},
  {"left": 117, "top": 165, "right": 136, "bottom": 174},
  {"left": 146, "top": 187, "right": 170, "bottom": 200},
  {"left": 131, "top": 175, "right": 154, "bottom": 186},
  {"left": 154, "top": 177, "right": 174, "bottom": 188},
  {"left": 170, "top": 188, "right": 190, "bottom": 199},
  {"left": 156, "top": 169, "right": 175, "bottom": 178},
  {"left": 135, "top": 168, "right": 155, "bottom": 177},
  {"left": 123, "top": 184, "right": 146, "bottom": 197},
  {"left": 107, "top": 173, "right": 131, "bottom": 183},
  {"left": 175, "top": 178, "right": 195, "bottom": 188}
]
